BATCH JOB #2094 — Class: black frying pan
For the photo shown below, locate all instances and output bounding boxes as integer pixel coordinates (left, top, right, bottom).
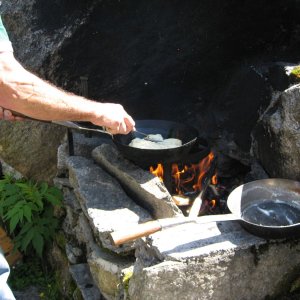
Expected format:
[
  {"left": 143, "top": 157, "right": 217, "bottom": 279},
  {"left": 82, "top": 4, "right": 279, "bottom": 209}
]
[
  {"left": 113, "top": 119, "right": 209, "bottom": 167},
  {"left": 11, "top": 114, "right": 208, "bottom": 166},
  {"left": 110, "top": 178, "right": 300, "bottom": 245}
]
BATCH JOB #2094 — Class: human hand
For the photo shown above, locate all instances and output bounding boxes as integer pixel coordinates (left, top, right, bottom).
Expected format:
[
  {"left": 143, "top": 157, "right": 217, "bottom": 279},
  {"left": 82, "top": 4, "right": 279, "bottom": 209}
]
[
  {"left": 92, "top": 103, "right": 135, "bottom": 135},
  {"left": 0, "top": 108, "right": 24, "bottom": 121}
]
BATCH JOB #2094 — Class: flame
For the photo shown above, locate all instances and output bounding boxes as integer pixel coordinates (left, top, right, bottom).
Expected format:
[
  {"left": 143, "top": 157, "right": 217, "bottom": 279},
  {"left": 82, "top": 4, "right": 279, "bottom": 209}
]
[
  {"left": 149, "top": 151, "right": 216, "bottom": 195},
  {"left": 150, "top": 164, "right": 164, "bottom": 182},
  {"left": 211, "top": 174, "right": 218, "bottom": 185},
  {"left": 192, "top": 152, "right": 214, "bottom": 191},
  {"left": 210, "top": 199, "right": 216, "bottom": 208},
  {"left": 172, "top": 164, "right": 196, "bottom": 195}
]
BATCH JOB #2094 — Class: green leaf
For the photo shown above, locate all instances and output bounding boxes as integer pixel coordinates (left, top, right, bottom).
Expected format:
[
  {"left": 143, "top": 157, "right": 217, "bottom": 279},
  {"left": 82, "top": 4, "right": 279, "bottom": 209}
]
[
  {"left": 0, "top": 177, "right": 61, "bottom": 257},
  {"left": 39, "top": 182, "right": 48, "bottom": 195},
  {"left": 4, "top": 207, "right": 19, "bottom": 220},
  {"left": 23, "top": 205, "right": 32, "bottom": 223},
  {"left": 47, "top": 186, "right": 63, "bottom": 199},
  {"left": 20, "top": 227, "right": 35, "bottom": 252},
  {"left": 32, "top": 231, "right": 44, "bottom": 257},
  {"left": 28, "top": 202, "right": 39, "bottom": 212},
  {"left": 18, "top": 221, "right": 33, "bottom": 236},
  {"left": 44, "top": 193, "right": 62, "bottom": 206},
  {"left": 4, "top": 184, "right": 20, "bottom": 196},
  {"left": 18, "top": 209, "right": 24, "bottom": 223},
  {"left": 2, "top": 194, "right": 21, "bottom": 208},
  {"left": 9, "top": 214, "right": 20, "bottom": 233}
]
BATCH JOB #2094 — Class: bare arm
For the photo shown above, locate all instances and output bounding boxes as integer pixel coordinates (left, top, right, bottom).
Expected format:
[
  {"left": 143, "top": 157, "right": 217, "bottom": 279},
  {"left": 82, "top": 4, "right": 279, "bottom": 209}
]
[{"left": 0, "top": 52, "right": 135, "bottom": 134}]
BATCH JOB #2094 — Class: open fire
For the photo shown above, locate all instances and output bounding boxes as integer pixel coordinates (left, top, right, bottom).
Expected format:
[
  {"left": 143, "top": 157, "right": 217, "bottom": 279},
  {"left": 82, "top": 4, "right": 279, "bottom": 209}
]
[
  {"left": 150, "top": 152, "right": 215, "bottom": 195},
  {"left": 149, "top": 152, "right": 224, "bottom": 216}
]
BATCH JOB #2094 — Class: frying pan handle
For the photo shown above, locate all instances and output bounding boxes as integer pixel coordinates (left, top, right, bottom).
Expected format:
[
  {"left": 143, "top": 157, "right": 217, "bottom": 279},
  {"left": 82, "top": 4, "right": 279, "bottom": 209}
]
[
  {"left": 110, "top": 214, "right": 240, "bottom": 246},
  {"left": 9, "top": 110, "right": 74, "bottom": 125},
  {"left": 9, "top": 111, "right": 50, "bottom": 122},
  {"left": 8, "top": 111, "right": 112, "bottom": 135},
  {"left": 110, "top": 220, "right": 162, "bottom": 246}
]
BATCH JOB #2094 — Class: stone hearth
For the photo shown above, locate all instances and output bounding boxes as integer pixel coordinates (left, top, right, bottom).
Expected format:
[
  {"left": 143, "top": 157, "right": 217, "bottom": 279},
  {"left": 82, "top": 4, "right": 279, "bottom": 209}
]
[
  {"left": 0, "top": 2, "right": 299, "bottom": 299},
  {"left": 54, "top": 133, "right": 300, "bottom": 300}
]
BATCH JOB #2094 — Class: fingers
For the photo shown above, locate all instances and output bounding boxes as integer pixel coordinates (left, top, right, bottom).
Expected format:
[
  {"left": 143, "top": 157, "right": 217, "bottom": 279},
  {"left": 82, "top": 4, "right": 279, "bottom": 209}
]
[
  {"left": 125, "top": 115, "right": 135, "bottom": 130},
  {"left": 115, "top": 110, "right": 135, "bottom": 134},
  {"left": 4, "top": 110, "right": 13, "bottom": 120},
  {"left": 106, "top": 119, "right": 133, "bottom": 135},
  {"left": 1, "top": 108, "right": 14, "bottom": 121},
  {"left": 94, "top": 103, "right": 135, "bottom": 135},
  {"left": 0, "top": 108, "right": 24, "bottom": 121}
]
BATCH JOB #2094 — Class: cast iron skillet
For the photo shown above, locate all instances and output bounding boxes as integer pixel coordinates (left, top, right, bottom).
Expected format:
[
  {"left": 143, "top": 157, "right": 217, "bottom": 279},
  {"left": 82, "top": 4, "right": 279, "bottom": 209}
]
[
  {"left": 11, "top": 114, "right": 209, "bottom": 167},
  {"left": 110, "top": 178, "right": 300, "bottom": 245},
  {"left": 113, "top": 119, "right": 209, "bottom": 167}
]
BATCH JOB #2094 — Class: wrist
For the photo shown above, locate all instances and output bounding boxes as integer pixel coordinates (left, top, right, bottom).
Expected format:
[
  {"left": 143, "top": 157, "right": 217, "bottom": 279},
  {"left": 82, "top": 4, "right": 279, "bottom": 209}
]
[{"left": 88, "top": 101, "right": 106, "bottom": 124}]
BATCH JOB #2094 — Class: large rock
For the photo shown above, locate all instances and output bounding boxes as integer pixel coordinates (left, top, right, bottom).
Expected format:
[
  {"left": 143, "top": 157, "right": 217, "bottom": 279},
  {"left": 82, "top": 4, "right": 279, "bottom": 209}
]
[
  {"left": 129, "top": 221, "right": 300, "bottom": 300},
  {"left": 2, "top": 0, "right": 300, "bottom": 146},
  {"left": 0, "top": 0, "right": 89, "bottom": 182},
  {"left": 252, "top": 84, "right": 300, "bottom": 180},
  {"left": 1, "top": 1, "right": 300, "bottom": 183},
  {"left": 0, "top": 120, "right": 66, "bottom": 182},
  {"left": 1, "top": 0, "right": 97, "bottom": 74}
]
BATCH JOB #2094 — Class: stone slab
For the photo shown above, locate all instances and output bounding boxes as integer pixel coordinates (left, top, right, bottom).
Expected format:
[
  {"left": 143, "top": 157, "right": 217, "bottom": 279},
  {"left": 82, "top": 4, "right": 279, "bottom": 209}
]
[
  {"left": 66, "top": 155, "right": 152, "bottom": 253},
  {"left": 88, "top": 243, "right": 134, "bottom": 300},
  {"left": 130, "top": 220, "right": 300, "bottom": 300},
  {"left": 92, "top": 144, "right": 182, "bottom": 219},
  {"left": 69, "top": 263, "right": 102, "bottom": 300},
  {"left": 140, "top": 220, "right": 264, "bottom": 261},
  {"left": 57, "top": 132, "right": 109, "bottom": 174}
]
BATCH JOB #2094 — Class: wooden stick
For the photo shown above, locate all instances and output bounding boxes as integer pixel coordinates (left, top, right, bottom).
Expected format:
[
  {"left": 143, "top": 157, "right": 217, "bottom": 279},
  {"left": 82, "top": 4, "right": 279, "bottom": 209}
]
[
  {"left": 188, "top": 158, "right": 217, "bottom": 217},
  {"left": 110, "top": 213, "right": 240, "bottom": 246},
  {"left": 110, "top": 220, "right": 162, "bottom": 246}
]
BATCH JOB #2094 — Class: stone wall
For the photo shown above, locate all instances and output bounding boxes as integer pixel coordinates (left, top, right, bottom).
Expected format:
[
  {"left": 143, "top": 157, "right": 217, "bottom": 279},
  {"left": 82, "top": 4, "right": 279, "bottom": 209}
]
[{"left": 54, "top": 133, "right": 300, "bottom": 300}]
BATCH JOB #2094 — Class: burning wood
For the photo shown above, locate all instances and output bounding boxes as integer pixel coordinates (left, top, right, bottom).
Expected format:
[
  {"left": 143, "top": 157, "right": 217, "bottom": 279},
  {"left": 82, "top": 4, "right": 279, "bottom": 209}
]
[
  {"left": 150, "top": 151, "right": 218, "bottom": 216},
  {"left": 172, "top": 195, "right": 192, "bottom": 206}
]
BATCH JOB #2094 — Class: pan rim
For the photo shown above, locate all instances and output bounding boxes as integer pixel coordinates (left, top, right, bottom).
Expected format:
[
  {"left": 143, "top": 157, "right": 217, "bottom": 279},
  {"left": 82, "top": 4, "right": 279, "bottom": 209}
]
[
  {"left": 227, "top": 178, "right": 300, "bottom": 229},
  {"left": 113, "top": 119, "right": 199, "bottom": 150}
]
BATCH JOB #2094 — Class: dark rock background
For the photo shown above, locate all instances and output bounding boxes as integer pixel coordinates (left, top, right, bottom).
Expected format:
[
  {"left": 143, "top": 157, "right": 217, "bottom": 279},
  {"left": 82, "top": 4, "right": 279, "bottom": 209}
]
[{"left": 1, "top": 0, "right": 300, "bottom": 180}]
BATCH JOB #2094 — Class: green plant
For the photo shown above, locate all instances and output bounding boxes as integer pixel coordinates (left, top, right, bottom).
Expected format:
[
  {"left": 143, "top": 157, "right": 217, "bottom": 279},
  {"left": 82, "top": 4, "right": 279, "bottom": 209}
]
[
  {"left": 8, "top": 256, "right": 61, "bottom": 299},
  {"left": 0, "top": 174, "right": 63, "bottom": 257}
]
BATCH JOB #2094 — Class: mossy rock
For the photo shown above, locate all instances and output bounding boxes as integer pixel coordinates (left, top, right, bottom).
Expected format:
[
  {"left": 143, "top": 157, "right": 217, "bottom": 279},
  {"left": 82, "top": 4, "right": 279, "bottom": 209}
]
[
  {"left": 48, "top": 243, "right": 77, "bottom": 298},
  {"left": 290, "top": 66, "right": 300, "bottom": 82}
]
